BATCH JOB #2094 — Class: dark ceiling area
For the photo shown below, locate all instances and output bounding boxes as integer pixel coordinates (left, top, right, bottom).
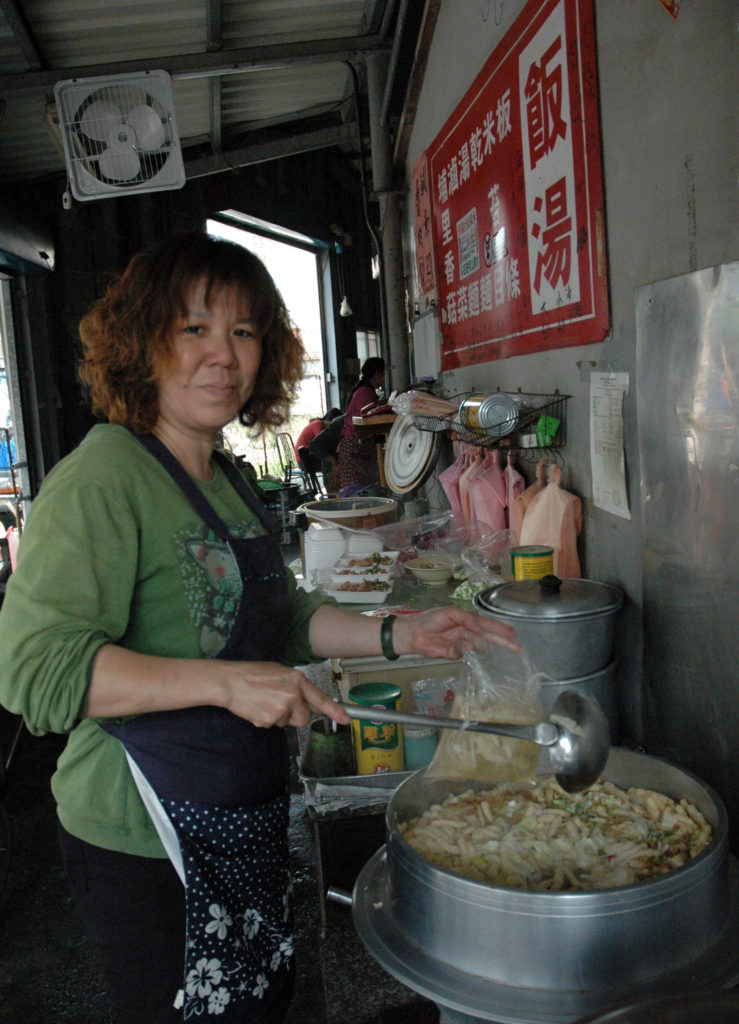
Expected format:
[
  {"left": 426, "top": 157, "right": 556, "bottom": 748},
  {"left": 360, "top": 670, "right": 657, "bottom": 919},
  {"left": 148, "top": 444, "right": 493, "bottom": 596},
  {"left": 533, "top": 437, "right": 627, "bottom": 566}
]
[{"left": 0, "top": 1, "right": 437, "bottom": 198}]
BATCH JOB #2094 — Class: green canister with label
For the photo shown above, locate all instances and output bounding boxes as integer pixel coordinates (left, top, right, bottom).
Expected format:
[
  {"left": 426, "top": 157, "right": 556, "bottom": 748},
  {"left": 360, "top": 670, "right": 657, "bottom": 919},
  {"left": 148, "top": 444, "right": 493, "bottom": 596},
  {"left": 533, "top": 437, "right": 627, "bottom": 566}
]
[
  {"left": 347, "top": 682, "right": 404, "bottom": 774},
  {"left": 510, "top": 545, "right": 554, "bottom": 580}
]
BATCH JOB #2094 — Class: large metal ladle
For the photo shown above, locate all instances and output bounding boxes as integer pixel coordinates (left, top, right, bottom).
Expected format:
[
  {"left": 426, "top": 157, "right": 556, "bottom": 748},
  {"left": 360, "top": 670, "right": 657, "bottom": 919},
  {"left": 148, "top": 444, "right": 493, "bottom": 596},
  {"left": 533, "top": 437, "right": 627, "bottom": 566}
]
[{"left": 341, "top": 690, "right": 610, "bottom": 793}]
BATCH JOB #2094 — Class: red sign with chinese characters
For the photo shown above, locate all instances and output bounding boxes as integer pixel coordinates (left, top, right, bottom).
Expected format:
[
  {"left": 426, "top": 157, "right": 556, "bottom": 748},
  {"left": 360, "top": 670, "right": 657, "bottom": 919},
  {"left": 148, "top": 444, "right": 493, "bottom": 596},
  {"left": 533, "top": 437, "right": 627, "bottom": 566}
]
[
  {"left": 413, "top": 151, "right": 436, "bottom": 295},
  {"left": 428, "top": 0, "right": 609, "bottom": 369}
]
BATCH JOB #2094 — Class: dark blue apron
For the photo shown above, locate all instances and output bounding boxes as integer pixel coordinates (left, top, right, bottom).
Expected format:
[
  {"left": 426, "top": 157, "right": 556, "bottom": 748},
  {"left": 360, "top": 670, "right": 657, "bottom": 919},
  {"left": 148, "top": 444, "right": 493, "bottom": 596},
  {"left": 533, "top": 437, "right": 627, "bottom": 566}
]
[{"left": 103, "top": 433, "right": 295, "bottom": 1022}]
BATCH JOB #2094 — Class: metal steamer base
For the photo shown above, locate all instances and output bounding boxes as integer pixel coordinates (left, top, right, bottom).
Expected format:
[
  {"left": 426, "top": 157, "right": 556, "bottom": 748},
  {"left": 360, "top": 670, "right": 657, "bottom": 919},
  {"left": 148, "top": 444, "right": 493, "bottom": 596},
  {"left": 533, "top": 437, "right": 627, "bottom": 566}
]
[
  {"left": 353, "top": 850, "right": 739, "bottom": 1024},
  {"left": 352, "top": 749, "right": 739, "bottom": 1024}
]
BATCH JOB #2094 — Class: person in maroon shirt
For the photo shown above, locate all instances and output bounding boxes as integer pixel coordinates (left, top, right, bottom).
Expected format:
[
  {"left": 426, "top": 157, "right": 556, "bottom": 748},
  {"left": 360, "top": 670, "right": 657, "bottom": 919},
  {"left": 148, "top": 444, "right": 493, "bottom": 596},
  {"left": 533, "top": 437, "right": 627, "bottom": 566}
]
[{"left": 336, "top": 357, "right": 385, "bottom": 493}]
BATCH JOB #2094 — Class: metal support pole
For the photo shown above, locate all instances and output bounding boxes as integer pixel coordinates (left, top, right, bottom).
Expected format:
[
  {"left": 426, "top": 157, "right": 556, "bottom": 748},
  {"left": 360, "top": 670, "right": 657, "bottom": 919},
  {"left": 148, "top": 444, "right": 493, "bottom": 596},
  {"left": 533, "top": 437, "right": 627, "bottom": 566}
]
[{"left": 366, "top": 52, "right": 409, "bottom": 393}]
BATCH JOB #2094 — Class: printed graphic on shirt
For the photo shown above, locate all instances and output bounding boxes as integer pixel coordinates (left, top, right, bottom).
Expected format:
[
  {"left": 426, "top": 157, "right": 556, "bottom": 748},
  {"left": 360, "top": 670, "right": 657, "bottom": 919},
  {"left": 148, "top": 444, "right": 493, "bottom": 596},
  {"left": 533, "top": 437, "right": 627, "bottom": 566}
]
[{"left": 177, "top": 522, "right": 263, "bottom": 656}]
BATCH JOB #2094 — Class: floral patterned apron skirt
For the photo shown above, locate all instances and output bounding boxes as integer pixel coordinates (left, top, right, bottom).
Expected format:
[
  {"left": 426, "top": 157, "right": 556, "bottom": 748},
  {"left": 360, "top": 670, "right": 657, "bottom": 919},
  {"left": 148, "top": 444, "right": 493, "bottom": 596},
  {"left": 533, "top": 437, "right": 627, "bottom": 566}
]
[{"left": 103, "top": 434, "right": 295, "bottom": 1022}]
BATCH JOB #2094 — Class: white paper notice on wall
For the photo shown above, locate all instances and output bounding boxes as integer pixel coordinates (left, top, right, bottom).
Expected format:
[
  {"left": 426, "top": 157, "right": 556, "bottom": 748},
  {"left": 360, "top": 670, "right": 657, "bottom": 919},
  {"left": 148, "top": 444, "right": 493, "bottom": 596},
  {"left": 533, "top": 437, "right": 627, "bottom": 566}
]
[
  {"left": 590, "top": 371, "right": 631, "bottom": 519},
  {"left": 412, "top": 310, "right": 441, "bottom": 380}
]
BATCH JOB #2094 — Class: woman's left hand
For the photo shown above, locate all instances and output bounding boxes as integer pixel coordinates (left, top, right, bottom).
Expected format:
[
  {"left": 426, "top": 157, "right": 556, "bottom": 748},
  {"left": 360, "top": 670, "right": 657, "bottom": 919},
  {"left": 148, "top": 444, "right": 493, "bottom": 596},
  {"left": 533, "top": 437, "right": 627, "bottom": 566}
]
[{"left": 392, "top": 606, "right": 520, "bottom": 662}]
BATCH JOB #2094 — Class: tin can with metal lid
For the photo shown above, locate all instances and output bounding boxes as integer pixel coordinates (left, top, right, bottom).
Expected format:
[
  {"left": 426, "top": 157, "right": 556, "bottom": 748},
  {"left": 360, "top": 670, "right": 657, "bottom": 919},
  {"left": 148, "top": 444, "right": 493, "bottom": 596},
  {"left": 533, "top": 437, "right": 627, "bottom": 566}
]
[
  {"left": 347, "top": 682, "right": 404, "bottom": 774},
  {"left": 458, "top": 393, "right": 520, "bottom": 437}
]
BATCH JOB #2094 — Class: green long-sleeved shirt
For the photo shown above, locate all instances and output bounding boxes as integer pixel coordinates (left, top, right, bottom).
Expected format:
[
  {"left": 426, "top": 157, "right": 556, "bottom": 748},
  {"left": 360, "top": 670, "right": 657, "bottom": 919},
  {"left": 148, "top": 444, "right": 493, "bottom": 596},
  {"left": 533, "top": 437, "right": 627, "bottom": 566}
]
[{"left": 0, "top": 424, "right": 328, "bottom": 856}]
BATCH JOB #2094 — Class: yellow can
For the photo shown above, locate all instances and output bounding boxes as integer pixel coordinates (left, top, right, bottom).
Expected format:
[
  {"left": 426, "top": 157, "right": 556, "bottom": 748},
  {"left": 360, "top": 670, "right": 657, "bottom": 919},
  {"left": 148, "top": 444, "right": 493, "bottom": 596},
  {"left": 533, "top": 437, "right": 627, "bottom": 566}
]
[
  {"left": 347, "top": 682, "right": 404, "bottom": 774},
  {"left": 510, "top": 545, "right": 554, "bottom": 580}
]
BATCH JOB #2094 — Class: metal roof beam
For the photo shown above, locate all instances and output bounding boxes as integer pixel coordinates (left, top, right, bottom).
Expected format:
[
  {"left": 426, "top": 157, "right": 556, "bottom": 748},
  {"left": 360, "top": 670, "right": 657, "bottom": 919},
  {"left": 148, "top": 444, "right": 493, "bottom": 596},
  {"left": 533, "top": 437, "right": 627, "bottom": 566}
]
[
  {"left": 184, "top": 123, "right": 358, "bottom": 180},
  {"left": 0, "top": 34, "right": 392, "bottom": 95},
  {"left": 0, "top": 0, "right": 45, "bottom": 69},
  {"left": 206, "top": 0, "right": 223, "bottom": 52},
  {"left": 206, "top": 1, "right": 224, "bottom": 152}
]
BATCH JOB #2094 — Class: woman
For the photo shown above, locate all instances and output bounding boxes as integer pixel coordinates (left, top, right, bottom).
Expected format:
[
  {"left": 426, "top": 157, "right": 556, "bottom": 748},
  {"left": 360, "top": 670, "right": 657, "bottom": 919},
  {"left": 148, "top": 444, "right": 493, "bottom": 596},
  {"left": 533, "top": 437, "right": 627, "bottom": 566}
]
[
  {"left": 0, "top": 233, "right": 516, "bottom": 1024},
  {"left": 336, "top": 356, "right": 385, "bottom": 493}
]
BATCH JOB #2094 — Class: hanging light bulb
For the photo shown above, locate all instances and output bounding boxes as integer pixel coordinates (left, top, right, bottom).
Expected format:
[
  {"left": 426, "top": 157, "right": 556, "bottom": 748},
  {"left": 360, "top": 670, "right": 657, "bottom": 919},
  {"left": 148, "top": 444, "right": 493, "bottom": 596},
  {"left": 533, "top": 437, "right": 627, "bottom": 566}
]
[{"left": 339, "top": 296, "right": 353, "bottom": 317}]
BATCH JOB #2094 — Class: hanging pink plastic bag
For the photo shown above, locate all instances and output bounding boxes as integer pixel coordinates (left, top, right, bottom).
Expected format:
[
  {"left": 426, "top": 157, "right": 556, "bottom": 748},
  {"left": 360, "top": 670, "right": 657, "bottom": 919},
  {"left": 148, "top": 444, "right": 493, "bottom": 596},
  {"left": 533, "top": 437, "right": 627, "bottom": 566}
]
[
  {"left": 458, "top": 449, "right": 485, "bottom": 521},
  {"left": 518, "top": 464, "right": 582, "bottom": 576},
  {"left": 438, "top": 450, "right": 467, "bottom": 521},
  {"left": 502, "top": 452, "right": 525, "bottom": 529},
  {"left": 467, "top": 452, "right": 507, "bottom": 532},
  {"left": 511, "top": 459, "right": 547, "bottom": 541}
]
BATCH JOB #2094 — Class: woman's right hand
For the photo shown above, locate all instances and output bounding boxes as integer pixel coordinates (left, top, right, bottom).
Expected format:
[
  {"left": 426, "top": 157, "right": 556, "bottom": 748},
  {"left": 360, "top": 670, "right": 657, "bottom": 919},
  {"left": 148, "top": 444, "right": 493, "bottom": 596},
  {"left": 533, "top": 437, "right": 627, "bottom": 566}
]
[
  {"left": 220, "top": 661, "right": 350, "bottom": 730},
  {"left": 86, "top": 644, "right": 350, "bottom": 730}
]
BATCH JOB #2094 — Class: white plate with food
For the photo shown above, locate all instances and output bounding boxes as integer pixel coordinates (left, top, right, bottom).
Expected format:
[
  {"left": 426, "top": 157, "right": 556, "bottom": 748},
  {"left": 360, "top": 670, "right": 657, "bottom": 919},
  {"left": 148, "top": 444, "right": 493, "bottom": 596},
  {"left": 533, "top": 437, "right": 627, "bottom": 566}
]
[
  {"left": 334, "top": 551, "right": 400, "bottom": 573},
  {"left": 327, "top": 580, "right": 393, "bottom": 604},
  {"left": 331, "top": 571, "right": 393, "bottom": 586}
]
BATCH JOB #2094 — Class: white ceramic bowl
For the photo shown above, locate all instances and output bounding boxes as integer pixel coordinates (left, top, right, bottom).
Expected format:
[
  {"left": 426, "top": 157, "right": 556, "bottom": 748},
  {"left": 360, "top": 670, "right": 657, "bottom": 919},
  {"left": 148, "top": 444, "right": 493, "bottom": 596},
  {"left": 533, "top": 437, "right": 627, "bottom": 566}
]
[{"left": 404, "top": 558, "right": 452, "bottom": 587}]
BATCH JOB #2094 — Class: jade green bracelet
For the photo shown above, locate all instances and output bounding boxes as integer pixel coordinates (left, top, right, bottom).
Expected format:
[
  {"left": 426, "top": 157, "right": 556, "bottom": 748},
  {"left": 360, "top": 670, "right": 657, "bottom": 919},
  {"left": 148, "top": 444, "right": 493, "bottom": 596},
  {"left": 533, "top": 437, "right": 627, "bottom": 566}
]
[{"left": 380, "top": 613, "right": 399, "bottom": 660}]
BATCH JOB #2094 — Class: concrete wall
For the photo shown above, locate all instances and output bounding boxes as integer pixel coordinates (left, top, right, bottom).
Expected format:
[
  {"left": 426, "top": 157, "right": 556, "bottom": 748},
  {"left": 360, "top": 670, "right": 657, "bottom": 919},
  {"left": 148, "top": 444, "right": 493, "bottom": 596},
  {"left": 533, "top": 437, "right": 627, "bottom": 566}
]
[{"left": 403, "top": 0, "right": 737, "bottom": 742}]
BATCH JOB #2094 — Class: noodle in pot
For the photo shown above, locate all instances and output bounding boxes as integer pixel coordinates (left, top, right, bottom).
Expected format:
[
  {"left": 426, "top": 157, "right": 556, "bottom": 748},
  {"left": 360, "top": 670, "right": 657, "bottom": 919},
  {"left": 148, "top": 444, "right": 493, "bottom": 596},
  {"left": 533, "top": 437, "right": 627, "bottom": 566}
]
[{"left": 397, "top": 777, "right": 713, "bottom": 891}]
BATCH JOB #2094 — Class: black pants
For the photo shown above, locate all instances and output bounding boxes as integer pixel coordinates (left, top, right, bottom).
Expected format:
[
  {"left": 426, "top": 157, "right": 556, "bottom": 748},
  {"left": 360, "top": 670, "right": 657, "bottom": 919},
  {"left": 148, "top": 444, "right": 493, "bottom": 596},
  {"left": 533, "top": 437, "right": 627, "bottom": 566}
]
[
  {"left": 58, "top": 823, "right": 185, "bottom": 1024},
  {"left": 58, "top": 824, "right": 296, "bottom": 1024}
]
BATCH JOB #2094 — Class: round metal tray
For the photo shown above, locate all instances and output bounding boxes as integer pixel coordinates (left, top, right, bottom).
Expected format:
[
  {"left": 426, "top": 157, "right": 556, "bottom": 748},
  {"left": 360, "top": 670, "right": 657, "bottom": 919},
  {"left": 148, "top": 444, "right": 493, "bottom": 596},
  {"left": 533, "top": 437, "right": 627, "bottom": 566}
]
[
  {"left": 352, "top": 849, "right": 739, "bottom": 1024},
  {"left": 573, "top": 989, "right": 739, "bottom": 1023}
]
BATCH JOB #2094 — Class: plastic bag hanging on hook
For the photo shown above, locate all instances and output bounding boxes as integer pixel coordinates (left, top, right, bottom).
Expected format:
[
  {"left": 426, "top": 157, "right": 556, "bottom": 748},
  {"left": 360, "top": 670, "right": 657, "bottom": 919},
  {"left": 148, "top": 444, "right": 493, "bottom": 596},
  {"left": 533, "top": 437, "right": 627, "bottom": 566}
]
[
  {"left": 511, "top": 459, "right": 547, "bottom": 542},
  {"left": 518, "top": 464, "right": 583, "bottom": 577}
]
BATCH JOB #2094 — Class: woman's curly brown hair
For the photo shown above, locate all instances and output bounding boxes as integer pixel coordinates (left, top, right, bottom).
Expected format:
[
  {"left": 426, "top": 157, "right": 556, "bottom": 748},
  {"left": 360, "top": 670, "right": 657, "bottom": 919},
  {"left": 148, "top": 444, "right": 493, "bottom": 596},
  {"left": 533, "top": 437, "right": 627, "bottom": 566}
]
[{"left": 78, "top": 231, "right": 305, "bottom": 435}]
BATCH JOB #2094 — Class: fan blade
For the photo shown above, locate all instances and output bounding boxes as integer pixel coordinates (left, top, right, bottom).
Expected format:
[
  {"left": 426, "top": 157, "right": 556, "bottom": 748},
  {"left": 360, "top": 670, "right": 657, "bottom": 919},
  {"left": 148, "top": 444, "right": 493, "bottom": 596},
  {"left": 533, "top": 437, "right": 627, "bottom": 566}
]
[
  {"left": 126, "top": 105, "right": 165, "bottom": 151},
  {"left": 79, "top": 99, "right": 123, "bottom": 142},
  {"left": 99, "top": 145, "right": 141, "bottom": 182}
]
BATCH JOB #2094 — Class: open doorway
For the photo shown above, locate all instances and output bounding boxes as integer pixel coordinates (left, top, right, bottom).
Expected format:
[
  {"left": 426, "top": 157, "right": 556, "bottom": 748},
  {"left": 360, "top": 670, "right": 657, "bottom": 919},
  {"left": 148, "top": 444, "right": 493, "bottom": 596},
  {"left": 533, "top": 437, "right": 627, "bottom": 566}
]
[
  {"left": 0, "top": 283, "right": 21, "bottom": 506},
  {"left": 207, "top": 216, "right": 328, "bottom": 479}
]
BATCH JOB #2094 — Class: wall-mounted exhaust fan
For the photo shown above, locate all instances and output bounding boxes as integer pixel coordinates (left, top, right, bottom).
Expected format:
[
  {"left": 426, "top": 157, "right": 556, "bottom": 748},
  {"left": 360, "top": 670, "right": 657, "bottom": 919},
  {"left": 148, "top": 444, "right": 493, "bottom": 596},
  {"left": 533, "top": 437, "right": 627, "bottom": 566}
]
[{"left": 53, "top": 70, "right": 185, "bottom": 201}]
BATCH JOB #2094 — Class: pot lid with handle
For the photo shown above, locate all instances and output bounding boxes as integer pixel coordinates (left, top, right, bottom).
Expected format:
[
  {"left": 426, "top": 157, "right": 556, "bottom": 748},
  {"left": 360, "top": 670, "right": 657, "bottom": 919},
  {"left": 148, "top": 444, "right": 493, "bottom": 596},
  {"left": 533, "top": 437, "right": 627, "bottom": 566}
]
[
  {"left": 475, "top": 574, "right": 623, "bottom": 621},
  {"left": 383, "top": 413, "right": 443, "bottom": 499}
]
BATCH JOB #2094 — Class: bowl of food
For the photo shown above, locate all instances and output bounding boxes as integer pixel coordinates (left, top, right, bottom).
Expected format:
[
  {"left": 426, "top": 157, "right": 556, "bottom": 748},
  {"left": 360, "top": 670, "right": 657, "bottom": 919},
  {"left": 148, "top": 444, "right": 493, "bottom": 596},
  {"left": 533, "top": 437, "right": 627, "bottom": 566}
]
[{"left": 404, "top": 558, "right": 453, "bottom": 587}]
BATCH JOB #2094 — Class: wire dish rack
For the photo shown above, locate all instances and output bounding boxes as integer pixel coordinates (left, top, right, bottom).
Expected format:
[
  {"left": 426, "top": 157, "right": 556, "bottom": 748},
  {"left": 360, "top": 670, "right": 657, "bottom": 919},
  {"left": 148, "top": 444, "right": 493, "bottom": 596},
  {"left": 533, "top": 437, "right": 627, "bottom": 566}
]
[{"left": 411, "top": 390, "right": 570, "bottom": 453}]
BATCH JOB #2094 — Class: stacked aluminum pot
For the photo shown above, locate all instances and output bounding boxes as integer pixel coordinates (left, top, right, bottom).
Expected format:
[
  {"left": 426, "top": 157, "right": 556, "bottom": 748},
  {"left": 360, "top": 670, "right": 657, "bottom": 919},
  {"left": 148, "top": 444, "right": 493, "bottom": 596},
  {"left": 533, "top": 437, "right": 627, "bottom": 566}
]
[{"left": 473, "top": 575, "right": 623, "bottom": 739}]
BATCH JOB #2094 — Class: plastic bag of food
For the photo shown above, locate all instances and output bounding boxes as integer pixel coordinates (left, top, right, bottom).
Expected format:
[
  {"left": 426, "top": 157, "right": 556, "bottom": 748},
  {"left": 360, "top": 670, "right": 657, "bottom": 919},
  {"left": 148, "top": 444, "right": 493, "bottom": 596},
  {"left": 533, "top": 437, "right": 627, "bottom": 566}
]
[
  {"left": 411, "top": 674, "right": 459, "bottom": 718},
  {"left": 422, "top": 644, "right": 544, "bottom": 783},
  {"left": 459, "top": 528, "right": 517, "bottom": 583},
  {"left": 448, "top": 526, "right": 515, "bottom": 603}
]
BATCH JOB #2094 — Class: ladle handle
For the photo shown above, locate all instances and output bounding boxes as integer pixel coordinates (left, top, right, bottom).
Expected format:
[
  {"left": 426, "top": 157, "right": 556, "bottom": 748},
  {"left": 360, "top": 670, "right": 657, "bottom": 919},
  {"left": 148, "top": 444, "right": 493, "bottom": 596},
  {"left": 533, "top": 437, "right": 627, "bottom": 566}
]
[{"left": 340, "top": 704, "right": 558, "bottom": 746}]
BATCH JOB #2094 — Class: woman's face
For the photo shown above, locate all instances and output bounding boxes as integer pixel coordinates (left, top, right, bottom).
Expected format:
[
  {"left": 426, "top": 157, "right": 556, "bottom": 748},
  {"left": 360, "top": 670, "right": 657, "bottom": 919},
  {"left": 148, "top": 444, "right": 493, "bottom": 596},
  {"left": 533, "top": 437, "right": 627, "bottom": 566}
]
[{"left": 156, "top": 278, "right": 262, "bottom": 439}]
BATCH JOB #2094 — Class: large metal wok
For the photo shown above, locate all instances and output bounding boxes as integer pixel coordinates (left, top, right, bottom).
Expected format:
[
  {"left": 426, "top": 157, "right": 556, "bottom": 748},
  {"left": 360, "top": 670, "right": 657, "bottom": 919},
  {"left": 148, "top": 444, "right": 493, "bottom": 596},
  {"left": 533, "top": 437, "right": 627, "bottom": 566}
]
[{"left": 350, "top": 748, "right": 739, "bottom": 1024}]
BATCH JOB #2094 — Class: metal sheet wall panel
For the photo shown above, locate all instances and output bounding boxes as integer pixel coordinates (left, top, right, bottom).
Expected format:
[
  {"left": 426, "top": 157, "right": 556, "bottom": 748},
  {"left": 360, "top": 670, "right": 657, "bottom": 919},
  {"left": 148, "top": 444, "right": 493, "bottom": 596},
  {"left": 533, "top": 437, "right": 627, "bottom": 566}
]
[{"left": 635, "top": 262, "right": 739, "bottom": 831}]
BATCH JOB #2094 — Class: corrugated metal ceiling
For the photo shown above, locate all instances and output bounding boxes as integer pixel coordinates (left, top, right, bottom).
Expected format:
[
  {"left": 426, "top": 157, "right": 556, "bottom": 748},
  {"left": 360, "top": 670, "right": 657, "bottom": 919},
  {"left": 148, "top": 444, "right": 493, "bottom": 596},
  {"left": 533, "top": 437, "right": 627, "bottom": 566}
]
[{"left": 0, "top": 0, "right": 430, "bottom": 190}]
